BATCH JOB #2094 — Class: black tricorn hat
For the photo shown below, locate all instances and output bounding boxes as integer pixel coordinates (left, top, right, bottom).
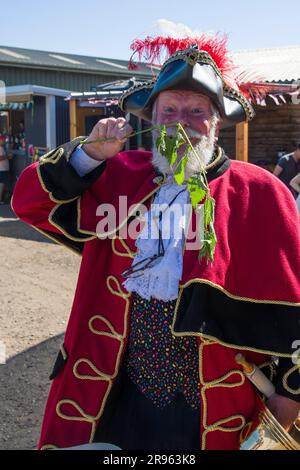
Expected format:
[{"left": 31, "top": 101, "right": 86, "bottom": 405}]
[{"left": 119, "top": 36, "right": 255, "bottom": 128}]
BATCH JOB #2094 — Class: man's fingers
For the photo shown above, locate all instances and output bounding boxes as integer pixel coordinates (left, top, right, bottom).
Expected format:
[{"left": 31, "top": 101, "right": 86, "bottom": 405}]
[
  {"left": 115, "top": 124, "right": 132, "bottom": 141},
  {"left": 107, "top": 119, "right": 132, "bottom": 141},
  {"left": 92, "top": 118, "right": 111, "bottom": 139},
  {"left": 116, "top": 122, "right": 133, "bottom": 140},
  {"left": 90, "top": 117, "right": 132, "bottom": 144},
  {"left": 94, "top": 122, "right": 106, "bottom": 139},
  {"left": 116, "top": 117, "right": 127, "bottom": 126},
  {"left": 106, "top": 118, "right": 118, "bottom": 138},
  {"left": 105, "top": 118, "right": 127, "bottom": 140}
]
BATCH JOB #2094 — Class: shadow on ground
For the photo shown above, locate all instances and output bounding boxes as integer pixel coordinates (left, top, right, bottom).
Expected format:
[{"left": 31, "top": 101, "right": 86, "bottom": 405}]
[
  {"left": 0, "top": 203, "right": 53, "bottom": 243},
  {"left": 0, "top": 334, "right": 62, "bottom": 450}
]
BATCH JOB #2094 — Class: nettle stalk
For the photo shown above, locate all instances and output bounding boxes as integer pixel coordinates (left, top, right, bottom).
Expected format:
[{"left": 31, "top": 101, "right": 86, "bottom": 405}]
[{"left": 155, "top": 123, "right": 217, "bottom": 264}]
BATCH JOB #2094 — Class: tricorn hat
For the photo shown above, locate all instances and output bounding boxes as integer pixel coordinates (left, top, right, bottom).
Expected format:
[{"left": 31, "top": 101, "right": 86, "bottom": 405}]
[{"left": 119, "top": 35, "right": 255, "bottom": 128}]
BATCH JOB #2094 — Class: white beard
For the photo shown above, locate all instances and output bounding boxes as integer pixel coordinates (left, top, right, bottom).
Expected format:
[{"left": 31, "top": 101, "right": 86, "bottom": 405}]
[{"left": 151, "top": 116, "right": 218, "bottom": 180}]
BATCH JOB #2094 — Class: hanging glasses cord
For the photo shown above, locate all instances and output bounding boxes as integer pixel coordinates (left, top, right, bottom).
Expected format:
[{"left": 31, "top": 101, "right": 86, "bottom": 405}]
[{"left": 121, "top": 188, "right": 187, "bottom": 279}]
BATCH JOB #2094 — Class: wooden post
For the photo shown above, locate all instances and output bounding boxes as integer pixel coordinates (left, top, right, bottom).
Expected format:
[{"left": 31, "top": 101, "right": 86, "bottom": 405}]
[
  {"left": 236, "top": 122, "right": 249, "bottom": 162},
  {"left": 69, "top": 99, "right": 78, "bottom": 140}
]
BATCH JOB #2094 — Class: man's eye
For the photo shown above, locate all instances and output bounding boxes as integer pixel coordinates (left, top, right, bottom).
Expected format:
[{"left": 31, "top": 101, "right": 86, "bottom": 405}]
[
  {"left": 163, "top": 108, "right": 176, "bottom": 113},
  {"left": 191, "top": 108, "right": 203, "bottom": 114}
]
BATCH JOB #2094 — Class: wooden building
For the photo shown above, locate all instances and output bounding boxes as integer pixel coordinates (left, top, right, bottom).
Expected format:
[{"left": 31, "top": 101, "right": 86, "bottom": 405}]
[
  {"left": 68, "top": 79, "right": 153, "bottom": 150},
  {"left": 219, "top": 46, "right": 300, "bottom": 168},
  {"left": 220, "top": 100, "right": 300, "bottom": 169}
]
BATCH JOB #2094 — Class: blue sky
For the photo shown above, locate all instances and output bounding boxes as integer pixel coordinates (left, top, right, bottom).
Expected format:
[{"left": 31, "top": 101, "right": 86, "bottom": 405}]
[{"left": 1, "top": 0, "right": 299, "bottom": 59}]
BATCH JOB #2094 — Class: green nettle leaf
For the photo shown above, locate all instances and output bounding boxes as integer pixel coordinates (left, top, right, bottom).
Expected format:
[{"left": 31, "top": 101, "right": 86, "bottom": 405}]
[
  {"left": 175, "top": 126, "right": 186, "bottom": 149},
  {"left": 207, "top": 226, "right": 217, "bottom": 261},
  {"left": 174, "top": 156, "right": 188, "bottom": 185},
  {"left": 156, "top": 125, "right": 167, "bottom": 156},
  {"left": 156, "top": 124, "right": 187, "bottom": 166},
  {"left": 155, "top": 122, "right": 217, "bottom": 264},
  {"left": 198, "top": 241, "right": 209, "bottom": 263},
  {"left": 198, "top": 224, "right": 217, "bottom": 264},
  {"left": 167, "top": 131, "right": 186, "bottom": 166},
  {"left": 188, "top": 176, "right": 206, "bottom": 208},
  {"left": 189, "top": 186, "right": 206, "bottom": 208},
  {"left": 165, "top": 135, "right": 178, "bottom": 165},
  {"left": 204, "top": 196, "right": 216, "bottom": 227}
]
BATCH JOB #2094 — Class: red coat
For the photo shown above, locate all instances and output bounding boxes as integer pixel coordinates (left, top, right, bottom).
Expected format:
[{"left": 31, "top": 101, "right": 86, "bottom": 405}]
[{"left": 12, "top": 143, "right": 300, "bottom": 450}]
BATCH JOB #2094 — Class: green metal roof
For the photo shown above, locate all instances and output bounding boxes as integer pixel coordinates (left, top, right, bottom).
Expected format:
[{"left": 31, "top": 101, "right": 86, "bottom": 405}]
[{"left": 0, "top": 45, "right": 153, "bottom": 77}]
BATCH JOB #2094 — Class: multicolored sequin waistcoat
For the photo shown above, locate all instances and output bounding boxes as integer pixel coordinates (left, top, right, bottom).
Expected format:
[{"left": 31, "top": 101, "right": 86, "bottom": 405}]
[{"left": 124, "top": 293, "right": 201, "bottom": 409}]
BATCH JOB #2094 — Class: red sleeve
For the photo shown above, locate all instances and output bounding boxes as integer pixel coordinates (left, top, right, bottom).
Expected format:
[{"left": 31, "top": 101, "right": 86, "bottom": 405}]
[
  {"left": 11, "top": 162, "right": 61, "bottom": 234},
  {"left": 11, "top": 139, "right": 107, "bottom": 251}
]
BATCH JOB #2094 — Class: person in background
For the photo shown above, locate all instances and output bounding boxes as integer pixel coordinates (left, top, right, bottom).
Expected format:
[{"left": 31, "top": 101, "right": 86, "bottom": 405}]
[
  {"left": 290, "top": 173, "right": 300, "bottom": 213},
  {"left": 0, "top": 137, "right": 10, "bottom": 204},
  {"left": 13, "top": 121, "right": 26, "bottom": 151},
  {"left": 273, "top": 144, "right": 300, "bottom": 197}
]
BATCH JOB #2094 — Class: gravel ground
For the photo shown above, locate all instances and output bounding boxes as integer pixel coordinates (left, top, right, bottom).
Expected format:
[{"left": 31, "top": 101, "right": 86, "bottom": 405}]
[{"left": 0, "top": 204, "right": 80, "bottom": 450}]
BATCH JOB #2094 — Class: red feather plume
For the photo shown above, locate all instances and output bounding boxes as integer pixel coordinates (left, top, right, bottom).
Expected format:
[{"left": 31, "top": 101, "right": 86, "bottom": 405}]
[
  {"left": 128, "top": 34, "right": 239, "bottom": 89},
  {"left": 128, "top": 35, "right": 299, "bottom": 104}
]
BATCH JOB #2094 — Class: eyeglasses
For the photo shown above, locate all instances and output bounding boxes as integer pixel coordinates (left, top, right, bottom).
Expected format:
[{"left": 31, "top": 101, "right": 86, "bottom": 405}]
[{"left": 121, "top": 187, "right": 187, "bottom": 280}]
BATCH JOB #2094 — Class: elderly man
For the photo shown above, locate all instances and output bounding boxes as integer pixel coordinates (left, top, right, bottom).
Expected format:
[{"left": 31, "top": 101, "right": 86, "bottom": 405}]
[{"left": 12, "top": 36, "right": 300, "bottom": 451}]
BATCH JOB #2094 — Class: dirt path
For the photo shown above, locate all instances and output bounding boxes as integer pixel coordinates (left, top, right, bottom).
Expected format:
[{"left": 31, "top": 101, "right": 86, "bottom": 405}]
[{"left": 0, "top": 204, "right": 80, "bottom": 449}]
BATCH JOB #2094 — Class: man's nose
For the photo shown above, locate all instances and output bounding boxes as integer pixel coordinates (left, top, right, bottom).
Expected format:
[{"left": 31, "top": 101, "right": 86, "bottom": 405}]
[{"left": 177, "top": 111, "right": 189, "bottom": 126}]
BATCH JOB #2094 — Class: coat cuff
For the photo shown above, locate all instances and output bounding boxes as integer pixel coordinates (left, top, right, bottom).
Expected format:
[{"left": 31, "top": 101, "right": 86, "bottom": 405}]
[
  {"left": 69, "top": 145, "right": 104, "bottom": 176},
  {"left": 38, "top": 137, "right": 106, "bottom": 202}
]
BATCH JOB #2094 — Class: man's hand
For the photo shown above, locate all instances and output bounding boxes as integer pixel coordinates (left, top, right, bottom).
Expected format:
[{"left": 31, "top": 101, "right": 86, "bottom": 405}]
[
  {"left": 82, "top": 117, "right": 132, "bottom": 162},
  {"left": 266, "top": 393, "right": 300, "bottom": 431}
]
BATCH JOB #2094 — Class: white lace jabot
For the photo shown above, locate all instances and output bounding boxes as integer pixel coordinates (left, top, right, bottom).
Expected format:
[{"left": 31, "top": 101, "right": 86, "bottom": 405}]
[{"left": 123, "top": 182, "right": 191, "bottom": 302}]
